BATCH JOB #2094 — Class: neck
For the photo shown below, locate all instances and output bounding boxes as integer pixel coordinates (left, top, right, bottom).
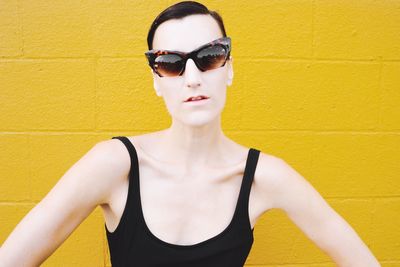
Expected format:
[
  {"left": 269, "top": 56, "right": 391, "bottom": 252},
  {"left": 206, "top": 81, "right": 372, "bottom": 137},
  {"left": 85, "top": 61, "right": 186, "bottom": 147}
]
[{"left": 159, "top": 114, "right": 231, "bottom": 172}]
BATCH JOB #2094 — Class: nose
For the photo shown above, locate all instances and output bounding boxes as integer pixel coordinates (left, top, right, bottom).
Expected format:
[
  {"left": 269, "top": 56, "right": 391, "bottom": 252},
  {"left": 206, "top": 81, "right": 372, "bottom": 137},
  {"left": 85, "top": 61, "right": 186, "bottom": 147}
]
[{"left": 184, "top": 58, "right": 202, "bottom": 88}]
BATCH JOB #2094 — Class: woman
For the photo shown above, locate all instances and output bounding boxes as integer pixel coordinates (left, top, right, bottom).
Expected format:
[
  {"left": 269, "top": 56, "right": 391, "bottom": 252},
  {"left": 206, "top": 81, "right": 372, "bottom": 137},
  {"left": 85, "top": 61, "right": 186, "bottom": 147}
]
[{"left": 0, "top": 1, "right": 381, "bottom": 266}]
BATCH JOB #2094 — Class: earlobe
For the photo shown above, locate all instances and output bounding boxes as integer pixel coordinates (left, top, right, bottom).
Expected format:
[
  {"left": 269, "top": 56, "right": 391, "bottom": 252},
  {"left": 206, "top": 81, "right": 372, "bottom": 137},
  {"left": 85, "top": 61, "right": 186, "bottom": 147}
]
[
  {"left": 150, "top": 69, "right": 162, "bottom": 96},
  {"left": 154, "top": 85, "right": 162, "bottom": 97},
  {"left": 227, "top": 57, "right": 234, "bottom": 86},
  {"left": 153, "top": 79, "right": 162, "bottom": 97}
]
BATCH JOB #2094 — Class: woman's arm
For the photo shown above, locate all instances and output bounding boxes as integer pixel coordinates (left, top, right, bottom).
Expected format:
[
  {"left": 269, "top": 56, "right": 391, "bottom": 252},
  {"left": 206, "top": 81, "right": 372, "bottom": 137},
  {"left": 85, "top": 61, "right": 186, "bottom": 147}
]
[
  {"left": 257, "top": 154, "right": 381, "bottom": 267},
  {"left": 0, "top": 140, "right": 127, "bottom": 266}
]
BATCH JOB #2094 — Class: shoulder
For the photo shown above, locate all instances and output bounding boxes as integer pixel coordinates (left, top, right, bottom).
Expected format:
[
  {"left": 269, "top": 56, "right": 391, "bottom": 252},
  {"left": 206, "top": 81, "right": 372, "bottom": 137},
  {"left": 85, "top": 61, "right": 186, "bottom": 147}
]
[
  {"left": 94, "top": 137, "right": 134, "bottom": 177},
  {"left": 254, "top": 150, "right": 310, "bottom": 211},
  {"left": 254, "top": 150, "right": 290, "bottom": 189},
  {"left": 76, "top": 138, "right": 134, "bottom": 205}
]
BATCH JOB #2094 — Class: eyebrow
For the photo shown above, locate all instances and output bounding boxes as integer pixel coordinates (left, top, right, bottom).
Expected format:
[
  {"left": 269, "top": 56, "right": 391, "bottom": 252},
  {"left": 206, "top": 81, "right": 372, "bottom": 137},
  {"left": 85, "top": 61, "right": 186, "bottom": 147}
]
[
  {"left": 150, "top": 39, "right": 217, "bottom": 54},
  {"left": 150, "top": 41, "right": 213, "bottom": 54}
]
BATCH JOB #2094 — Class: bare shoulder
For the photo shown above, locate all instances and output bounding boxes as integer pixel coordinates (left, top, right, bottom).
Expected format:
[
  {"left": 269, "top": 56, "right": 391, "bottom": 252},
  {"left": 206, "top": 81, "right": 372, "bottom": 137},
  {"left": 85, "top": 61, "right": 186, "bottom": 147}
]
[
  {"left": 92, "top": 138, "right": 134, "bottom": 202},
  {"left": 98, "top": 138, "right": 132, "bottom": 172},
  {"left": 253, "top": 151, "right": 285, "bottom": 210},
  {"left": 254, "top": 150, "right": 289, "bottom": 187},
  {"left": 254, "top": 151, "right": 314, "bottom": 212}
]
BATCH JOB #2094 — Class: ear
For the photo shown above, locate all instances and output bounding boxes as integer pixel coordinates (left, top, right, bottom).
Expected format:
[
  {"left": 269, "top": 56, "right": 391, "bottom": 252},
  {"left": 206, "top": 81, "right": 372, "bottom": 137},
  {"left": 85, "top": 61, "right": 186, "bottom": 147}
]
[
  {"left": 151, "top": 69, "right": 162, "bottom": 97},
  {"left": 226, "top": 56, "right": 234, "bottom": 86}
]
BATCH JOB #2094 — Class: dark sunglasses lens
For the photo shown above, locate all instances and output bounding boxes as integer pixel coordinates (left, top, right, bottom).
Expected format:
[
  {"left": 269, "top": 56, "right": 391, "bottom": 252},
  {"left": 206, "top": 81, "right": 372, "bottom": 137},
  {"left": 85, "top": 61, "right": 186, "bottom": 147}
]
[
  {"left": 154, "top": 54, "right": 184, "bottom": 77},
  {"left": 196, "top": 45, "right": 228, "bottom": 71}
]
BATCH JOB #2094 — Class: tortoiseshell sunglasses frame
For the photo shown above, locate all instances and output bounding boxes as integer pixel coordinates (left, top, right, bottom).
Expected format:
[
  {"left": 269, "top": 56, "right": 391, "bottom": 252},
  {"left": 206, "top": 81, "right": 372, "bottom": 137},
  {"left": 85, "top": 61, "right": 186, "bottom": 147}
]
[{"left": 144, "top": 36, "right": 231, "bottom": 77}]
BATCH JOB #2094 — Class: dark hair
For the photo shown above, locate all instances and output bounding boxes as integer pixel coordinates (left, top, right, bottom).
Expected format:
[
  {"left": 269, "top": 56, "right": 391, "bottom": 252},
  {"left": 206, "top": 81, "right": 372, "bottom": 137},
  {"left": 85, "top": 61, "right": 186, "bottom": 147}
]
[{"left": 147, "top": 1, "right": 227, "bottom": 50}]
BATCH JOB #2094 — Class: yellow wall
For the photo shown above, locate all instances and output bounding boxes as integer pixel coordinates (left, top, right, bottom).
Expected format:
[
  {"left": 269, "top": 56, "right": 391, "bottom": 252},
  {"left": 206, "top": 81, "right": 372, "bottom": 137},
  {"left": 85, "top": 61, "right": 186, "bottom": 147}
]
[{"left": 1, "top": 0, "right": 399, "bottom": 266}]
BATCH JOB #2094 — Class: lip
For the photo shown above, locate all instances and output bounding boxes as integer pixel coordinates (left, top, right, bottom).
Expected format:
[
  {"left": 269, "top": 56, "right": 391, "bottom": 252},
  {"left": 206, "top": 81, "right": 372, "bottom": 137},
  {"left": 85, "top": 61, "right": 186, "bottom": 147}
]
[
  {"left": 183, "top": 97, "right": 210, "bottom": 105},
  {"left": 183, "top": 95, "right": 210, "bottom": 103}
]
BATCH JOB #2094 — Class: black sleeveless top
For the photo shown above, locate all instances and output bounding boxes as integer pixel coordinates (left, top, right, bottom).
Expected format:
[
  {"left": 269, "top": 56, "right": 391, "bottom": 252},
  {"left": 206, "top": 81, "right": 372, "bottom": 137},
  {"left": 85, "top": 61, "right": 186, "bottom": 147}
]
[{"left": 105, "top": 136, "right": 261, "bottom": 267}]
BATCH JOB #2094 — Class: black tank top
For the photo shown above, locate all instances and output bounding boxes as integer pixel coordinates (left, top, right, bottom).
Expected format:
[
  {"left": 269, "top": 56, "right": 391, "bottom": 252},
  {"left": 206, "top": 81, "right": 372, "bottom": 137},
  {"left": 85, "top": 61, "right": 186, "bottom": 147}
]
[{"left": 105, "top": 136, "right": 261, "bottom": 267}]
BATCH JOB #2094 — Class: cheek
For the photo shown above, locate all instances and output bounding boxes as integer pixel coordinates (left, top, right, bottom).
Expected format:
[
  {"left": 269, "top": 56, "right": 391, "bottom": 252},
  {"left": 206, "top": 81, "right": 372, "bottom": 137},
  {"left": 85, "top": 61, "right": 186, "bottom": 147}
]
[
  {"left": 157, "top": 78, "right": 180, "bottom": 98},
  {"left": 204, "top": 71, "right": 228, "bottom": 102},
  {"left": 205, "top": 66, "right": 229, "bottom": 86},
  {"left": 157, "top": 82, "right": 182, "bottom": 114}
]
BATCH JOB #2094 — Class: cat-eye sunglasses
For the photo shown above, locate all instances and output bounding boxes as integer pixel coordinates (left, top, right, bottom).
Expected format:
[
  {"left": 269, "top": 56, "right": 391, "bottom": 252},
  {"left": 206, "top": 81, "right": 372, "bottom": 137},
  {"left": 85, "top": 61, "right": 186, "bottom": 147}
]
[{"left": 145, "top": 36, "right": 231, "bottom": 77}]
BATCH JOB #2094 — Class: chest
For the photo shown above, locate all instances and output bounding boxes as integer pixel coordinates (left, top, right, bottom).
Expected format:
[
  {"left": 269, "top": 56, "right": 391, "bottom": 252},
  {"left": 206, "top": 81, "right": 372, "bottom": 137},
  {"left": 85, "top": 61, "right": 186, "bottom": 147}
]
[{"left": 102, "top": 156, "right": 268, "bottom": 246}]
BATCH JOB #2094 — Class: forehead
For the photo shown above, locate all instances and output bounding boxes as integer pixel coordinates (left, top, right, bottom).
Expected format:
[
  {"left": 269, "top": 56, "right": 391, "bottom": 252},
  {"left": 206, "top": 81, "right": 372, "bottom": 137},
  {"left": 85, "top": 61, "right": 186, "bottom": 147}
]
[{"left": 152, "top": 14, "right": 223, "bottom": 52}]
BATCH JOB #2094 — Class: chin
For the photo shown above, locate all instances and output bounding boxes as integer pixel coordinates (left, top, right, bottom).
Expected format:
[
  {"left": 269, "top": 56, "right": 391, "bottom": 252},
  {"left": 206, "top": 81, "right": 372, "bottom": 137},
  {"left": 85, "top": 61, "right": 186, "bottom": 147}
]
[{"left": 179, "top": 114, "right": 219, "bottom": 127}]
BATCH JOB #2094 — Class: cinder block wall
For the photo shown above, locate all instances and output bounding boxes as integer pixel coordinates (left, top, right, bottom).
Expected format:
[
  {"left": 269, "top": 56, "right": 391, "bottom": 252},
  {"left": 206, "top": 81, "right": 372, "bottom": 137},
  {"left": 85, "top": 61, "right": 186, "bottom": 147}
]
[{"left": 0, "top": 1, "right": 398, "bottom": 266}]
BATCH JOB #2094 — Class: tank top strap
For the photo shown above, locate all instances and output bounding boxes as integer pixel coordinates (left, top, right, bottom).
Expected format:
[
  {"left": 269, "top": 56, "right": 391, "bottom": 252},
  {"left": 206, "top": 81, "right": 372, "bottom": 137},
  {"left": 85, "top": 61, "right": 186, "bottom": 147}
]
[
  {"left": 111, "top": 136, "right": 140, "bottom": 208},
  {"left": 111, "top": 136, "right": 139, "bottom": 176},
  {"left": 236, "top": 148, "right": 260, "bottom": 229}
]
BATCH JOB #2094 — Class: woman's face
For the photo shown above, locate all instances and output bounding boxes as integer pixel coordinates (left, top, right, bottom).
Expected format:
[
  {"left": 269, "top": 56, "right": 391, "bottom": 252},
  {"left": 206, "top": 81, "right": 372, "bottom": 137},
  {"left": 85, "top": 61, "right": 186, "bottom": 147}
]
[{"left": 151, "top": 14, "right": 233, "bottom": 127}]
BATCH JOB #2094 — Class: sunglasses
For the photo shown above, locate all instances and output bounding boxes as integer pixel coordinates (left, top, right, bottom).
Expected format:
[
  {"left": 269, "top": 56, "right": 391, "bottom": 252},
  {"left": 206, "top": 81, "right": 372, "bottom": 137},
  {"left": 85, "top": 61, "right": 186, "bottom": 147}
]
[{"left": 144, "top": 36, "right": 231, "bottom": 77}]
